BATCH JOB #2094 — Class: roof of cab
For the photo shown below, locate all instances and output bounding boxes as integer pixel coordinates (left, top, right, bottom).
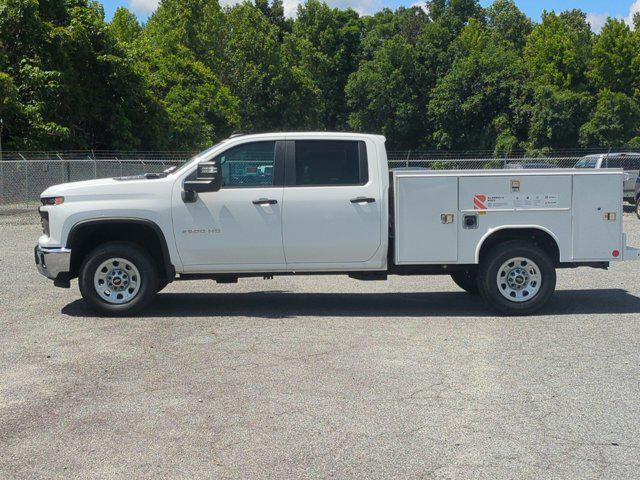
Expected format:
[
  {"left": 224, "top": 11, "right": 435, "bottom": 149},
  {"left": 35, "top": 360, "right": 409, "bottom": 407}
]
[{"left": 225, "top": 131, "right": 386, "bottom": 142}]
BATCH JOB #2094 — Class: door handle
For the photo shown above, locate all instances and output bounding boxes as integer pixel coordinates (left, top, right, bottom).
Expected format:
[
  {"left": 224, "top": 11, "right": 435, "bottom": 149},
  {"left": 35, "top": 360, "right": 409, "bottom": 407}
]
[
  {"left": 350, "top": 197, "right": 376, "bottom": 204},
  {"left": 252, "top": 198, "right": 278, "bottom": 205}
]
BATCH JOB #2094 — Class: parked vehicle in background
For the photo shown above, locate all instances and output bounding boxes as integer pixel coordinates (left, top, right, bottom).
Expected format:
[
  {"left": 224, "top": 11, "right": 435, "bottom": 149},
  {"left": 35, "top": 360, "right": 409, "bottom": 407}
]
[
  {"left": 575, "top": 153, "right": 640, "bottom": 202},
  {"left": 635, "top": 176, "right": 640, "bottom": 219},
  {"left": 505, "top": 162, "right": 556, "bottom": 169},
  {"left": 35, "top": 132, "right": 640, "bottom": 316}
]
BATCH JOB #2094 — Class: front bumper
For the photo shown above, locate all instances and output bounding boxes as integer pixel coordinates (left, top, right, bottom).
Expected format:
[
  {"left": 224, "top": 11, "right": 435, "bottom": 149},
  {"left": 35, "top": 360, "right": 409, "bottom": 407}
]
[{"left": 35, "top": 245, "right": 72, "bottom": 280}]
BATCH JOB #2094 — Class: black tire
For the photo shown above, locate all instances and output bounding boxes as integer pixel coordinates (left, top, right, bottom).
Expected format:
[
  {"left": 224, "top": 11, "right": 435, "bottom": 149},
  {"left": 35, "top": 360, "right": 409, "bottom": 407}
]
[
  {"left": 636, "top": 198, "right": 640, "bottom": 220},
  {"left": 79, "top": 241, "right": 158, "bottom": 315},
  {"left": 450, "top": 270, "right": 479, "bottom": 294},
  {"left": 477, "top": 240, "right": 556, "bottom": 316}
]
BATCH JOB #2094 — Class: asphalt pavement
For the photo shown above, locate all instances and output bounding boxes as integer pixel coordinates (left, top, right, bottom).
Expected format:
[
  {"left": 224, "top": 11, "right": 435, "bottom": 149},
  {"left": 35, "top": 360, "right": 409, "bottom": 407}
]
[{"left": 1, "top": 211, "right": 640, "bottom": 479}]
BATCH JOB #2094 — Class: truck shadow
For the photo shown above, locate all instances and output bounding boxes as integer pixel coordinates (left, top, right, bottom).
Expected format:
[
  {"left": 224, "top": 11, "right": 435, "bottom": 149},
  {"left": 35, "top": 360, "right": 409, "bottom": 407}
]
[{"left": 62, "top": 288, "right": 640, "bottom": 318}]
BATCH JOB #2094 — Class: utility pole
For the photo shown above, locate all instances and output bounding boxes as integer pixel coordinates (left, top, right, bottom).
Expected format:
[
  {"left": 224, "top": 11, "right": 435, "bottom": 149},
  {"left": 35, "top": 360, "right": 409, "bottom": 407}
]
[{"left": 0, "top": 118, "right": 3, "bottom": 162}]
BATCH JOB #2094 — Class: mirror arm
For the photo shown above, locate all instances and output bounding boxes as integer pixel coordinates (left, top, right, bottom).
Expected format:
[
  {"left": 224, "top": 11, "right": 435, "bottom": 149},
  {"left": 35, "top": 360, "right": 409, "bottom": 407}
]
[{"left": 182, "top": 189, "right": 198, "bottom": 203}]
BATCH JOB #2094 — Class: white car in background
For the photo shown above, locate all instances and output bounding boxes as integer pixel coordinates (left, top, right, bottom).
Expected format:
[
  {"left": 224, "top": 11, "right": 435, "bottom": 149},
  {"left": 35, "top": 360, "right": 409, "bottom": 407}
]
[{"left": 575, "top": 153, "right": 640, "bottom": 203}]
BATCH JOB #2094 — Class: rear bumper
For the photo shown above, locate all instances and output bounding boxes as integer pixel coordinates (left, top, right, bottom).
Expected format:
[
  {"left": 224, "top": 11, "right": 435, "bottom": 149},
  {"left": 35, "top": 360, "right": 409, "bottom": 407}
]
[
  {"left": 34, "top": 245, "right": 71, "bottom": 280},
  {"left": 623, "top": 245, "right": 640, "bottom": 260}
]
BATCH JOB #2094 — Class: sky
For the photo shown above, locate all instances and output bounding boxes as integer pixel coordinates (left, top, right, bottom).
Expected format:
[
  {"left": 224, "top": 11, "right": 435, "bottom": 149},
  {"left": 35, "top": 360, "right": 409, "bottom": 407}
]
[{"left": 101, "top": 0, "right": 640, "bottom": 32}]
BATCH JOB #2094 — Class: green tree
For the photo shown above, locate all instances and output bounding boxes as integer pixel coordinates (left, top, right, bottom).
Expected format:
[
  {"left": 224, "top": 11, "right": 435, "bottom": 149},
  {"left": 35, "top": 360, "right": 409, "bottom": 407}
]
[
  {"left": 527, "top": 85, "right": 591, "bottom": 149},
  {"left": 486, "top": 0, "right": 532, "bottom": 50},
  {"left": 524, "top": 10, "right": 592, "bottom": 90},
  {"left": 579, "top": 90, "right": 640, "bottom": 147},
  {"left": 139, "top": 44, "right": 238, "bottom": 149},
  {"left": 0, "top": 0, "right": 67, "bottom": 148},
  {"left": 144, "top": 0, "right": 225, "bottom": 71},
  {"left": 427, "top": 0, "right": 484, "bottom": 36},
  {"left": 428, "top": 20, "right": 526, "bottom": 150},
  {"left": 288, "top": 0, "right": 363, "bottom": 129},
  {"left": 2, "top": 0, "right": 639, "bottom": 151},
  {"left": 109, "top": 7, "right": 142, "bottom": 45},
  {"left": 254, "top": 0, "right": 288, "bottom": 36},
  {"left": 0, "top": 0, "right": 156, "bottom": 149},
  {"left": 220, "top": 2, "right": 319, "bottom": 131},
  {"left": 346, "top": 35, "right": 422, "bottom": 148},
  {"left": 588, "top": 18, "right": 634, "bottom": 94},
  {"left": 360, "top": 6, "right": 430, "bottom": 59}
]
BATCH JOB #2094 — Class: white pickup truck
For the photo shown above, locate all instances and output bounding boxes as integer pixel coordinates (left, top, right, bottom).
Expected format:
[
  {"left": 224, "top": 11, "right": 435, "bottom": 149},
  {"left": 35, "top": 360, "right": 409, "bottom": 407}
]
[{"left": 35, "top": 132, "right": 640, "bottom": 315}]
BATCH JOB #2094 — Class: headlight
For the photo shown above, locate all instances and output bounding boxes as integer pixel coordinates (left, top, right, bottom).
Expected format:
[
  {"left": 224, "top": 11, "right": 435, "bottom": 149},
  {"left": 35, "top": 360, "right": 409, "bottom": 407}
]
[
  {"left": 41, "top": 196, "right": 64, "bottom": 206},
  {"left": 39, "top": 209, "right": 50, "bottom": 235}
]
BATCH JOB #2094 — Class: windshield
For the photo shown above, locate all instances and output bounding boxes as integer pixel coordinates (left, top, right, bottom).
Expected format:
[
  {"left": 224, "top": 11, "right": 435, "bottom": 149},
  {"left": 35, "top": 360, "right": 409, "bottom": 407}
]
[{"left": 574, "top": 157, "right": 598, "bottom": 168}]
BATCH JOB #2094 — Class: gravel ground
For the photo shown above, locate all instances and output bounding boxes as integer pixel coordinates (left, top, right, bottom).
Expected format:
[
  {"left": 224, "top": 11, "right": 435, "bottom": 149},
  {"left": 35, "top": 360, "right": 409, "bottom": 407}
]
[{"left": 1, "top": 211, "right": 640, "bottom": 479}]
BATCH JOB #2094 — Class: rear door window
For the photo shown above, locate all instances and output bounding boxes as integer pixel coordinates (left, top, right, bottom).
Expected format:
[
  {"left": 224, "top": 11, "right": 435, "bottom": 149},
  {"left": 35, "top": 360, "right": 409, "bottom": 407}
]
[
  {"left": 604, "top": 156, "right": 640, "bottom": 170},
  {"left": 605, "top": 157, "right": 623, "bottom": 169},
  {"left": 291, "top": 140, "right": 368, "bottom": 186}
]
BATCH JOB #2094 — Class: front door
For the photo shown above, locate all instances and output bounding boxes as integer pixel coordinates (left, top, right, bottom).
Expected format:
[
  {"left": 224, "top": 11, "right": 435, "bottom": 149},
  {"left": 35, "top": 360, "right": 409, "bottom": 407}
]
[
  {"left": 172, "top": 141, "right": 286, "bottom": 270},
  {"left": 282, "top": 139, "right": 382, "bottom": 266}
]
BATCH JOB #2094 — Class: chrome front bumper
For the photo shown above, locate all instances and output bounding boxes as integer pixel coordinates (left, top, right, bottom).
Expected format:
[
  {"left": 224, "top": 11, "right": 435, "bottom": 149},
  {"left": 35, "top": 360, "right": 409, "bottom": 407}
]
[{"left": 34, "top": 245, "right": 72, "bottom": 280}]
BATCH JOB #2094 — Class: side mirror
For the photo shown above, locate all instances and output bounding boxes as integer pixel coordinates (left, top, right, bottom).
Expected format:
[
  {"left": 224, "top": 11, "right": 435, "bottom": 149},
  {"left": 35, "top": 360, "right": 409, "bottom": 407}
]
[{"left": 183, "top": 160, "right": 222, "bottom": 202}]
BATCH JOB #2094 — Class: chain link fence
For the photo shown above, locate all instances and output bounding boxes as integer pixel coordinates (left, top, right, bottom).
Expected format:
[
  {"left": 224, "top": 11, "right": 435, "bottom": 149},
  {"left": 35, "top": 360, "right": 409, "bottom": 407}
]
[{"left": 0, "top": 148, "right": 618, "bottom": 210}]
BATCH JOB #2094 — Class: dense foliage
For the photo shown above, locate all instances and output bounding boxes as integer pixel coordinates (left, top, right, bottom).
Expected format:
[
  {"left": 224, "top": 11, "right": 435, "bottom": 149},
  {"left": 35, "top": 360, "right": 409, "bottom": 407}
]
[{"left": 1, "top": 0, "right": 640, "bottom": 152}]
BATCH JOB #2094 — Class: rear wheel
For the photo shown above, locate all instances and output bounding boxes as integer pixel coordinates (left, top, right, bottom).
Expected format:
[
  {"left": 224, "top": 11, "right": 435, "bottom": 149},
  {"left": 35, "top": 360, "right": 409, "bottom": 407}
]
[
  {"left": 636, "top": 198, "right": 640, "bottom": 219},
  {"left": 477, "top": 241, "right": 556, "bottom": 315},
  {"left": 79, "top": 242, "right": 158, "bottom": 315},
  {"left": 450, "top": 270, "right": 479, "bottom": 294}
]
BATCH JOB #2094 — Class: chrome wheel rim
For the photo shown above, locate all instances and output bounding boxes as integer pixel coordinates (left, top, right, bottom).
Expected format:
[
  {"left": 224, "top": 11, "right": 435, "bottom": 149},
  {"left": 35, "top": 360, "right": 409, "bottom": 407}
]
[
  {"left": 93, "top": 257, "right": 141, "bottom": 304},
  {"left": 496, "top": 257, "right": 541, "bottom": 302}
]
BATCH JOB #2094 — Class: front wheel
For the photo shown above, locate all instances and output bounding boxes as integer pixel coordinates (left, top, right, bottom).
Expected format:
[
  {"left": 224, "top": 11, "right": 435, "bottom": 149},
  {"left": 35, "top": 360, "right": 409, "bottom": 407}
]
[
  {"left": 636, "top": 198, "right": 640, "bottom": 219},
  {"left": 79, "top": 241, "right": 158, "bottom": 315},
  {"left": 477, "top": 241, "right": 556, "bottom": 316}
]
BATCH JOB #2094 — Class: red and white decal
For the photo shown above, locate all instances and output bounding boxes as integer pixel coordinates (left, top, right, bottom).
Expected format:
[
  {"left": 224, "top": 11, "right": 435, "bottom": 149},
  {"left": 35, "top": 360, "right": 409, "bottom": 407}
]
[{"left": 473, "top": 194, "right": 487, "bottom": 210}]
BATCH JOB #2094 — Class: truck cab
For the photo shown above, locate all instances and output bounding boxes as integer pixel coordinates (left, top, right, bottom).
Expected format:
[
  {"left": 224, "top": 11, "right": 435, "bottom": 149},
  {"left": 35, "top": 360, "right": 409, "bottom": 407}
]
[{"left": 35, "top": 132, "right": 640, "bottom": 316}]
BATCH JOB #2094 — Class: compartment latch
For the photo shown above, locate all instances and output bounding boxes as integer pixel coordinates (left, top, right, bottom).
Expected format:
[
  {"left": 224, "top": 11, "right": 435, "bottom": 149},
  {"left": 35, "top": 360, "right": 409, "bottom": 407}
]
[{"left": 441, "top": 213, "right": 454, "bottom": 224}]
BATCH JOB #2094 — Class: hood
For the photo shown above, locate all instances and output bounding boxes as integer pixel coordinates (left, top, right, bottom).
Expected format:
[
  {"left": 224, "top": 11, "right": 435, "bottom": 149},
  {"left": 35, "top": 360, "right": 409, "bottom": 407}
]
[{"left": 40, "top": 175, "right": 171, "bottom": 200}]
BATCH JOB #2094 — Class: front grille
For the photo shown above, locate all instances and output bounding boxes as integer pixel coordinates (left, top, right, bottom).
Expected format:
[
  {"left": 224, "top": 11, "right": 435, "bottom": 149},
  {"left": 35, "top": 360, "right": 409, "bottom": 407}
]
[{"left": 39, "top": 209, "right": 50, "bottom": 236}]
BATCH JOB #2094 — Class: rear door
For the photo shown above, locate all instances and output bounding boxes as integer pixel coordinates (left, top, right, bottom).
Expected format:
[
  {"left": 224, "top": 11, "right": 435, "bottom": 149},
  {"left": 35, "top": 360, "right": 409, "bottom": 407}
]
[{"left": 281, "top": 139, "right": 382, "bottom": 266}]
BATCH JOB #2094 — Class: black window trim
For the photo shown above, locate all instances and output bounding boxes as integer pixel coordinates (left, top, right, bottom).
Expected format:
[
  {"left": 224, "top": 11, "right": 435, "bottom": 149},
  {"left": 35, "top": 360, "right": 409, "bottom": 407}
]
[
  {"left": 284, "top": 139, "right": 369, "bottom": 187},
  {"left": 185, "top": 140, "right": 285, "bottom": 188}
]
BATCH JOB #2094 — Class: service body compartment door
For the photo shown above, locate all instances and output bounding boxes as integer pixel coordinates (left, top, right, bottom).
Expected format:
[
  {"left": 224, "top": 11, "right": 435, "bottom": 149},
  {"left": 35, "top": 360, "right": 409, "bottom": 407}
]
[
  {"left": 394, "top": 175, "right": 458, "bottom": 264},
  {"left": 572, "top": 174, "right": 622, "bottom": 260}
]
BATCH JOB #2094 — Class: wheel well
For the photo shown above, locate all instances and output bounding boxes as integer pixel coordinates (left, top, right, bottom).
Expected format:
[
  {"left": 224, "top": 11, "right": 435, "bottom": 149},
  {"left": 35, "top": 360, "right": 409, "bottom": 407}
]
[
  {"left": 66, "top": 220, "right": 174, "bottom": 281},
  {"left": 478, "top": 228, "right": 560, "bottom": 265}
]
